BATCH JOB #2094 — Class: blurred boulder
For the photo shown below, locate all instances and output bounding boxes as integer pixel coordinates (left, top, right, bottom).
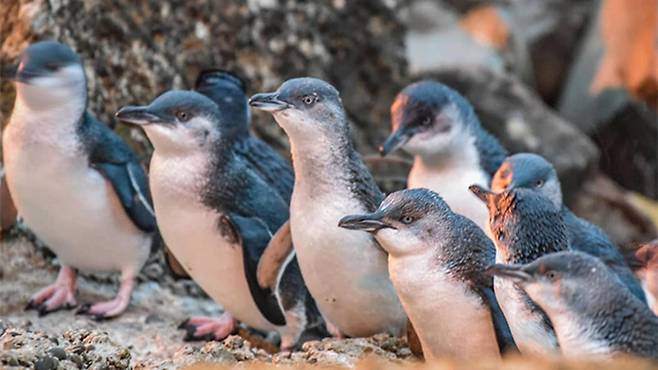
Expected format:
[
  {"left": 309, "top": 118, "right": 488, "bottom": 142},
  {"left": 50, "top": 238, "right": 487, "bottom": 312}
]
[
  {"left": 558, "top": 0, "right": 658, "bottom": 199},
  {"left": 571, "top": 174, "right": 657, "bottom": 248},
  {"left": 411, "top": 66, "right": 599, "bottom": 200},
  {"left": 426, "top": 0, "right": 594, "bottom": 105}
]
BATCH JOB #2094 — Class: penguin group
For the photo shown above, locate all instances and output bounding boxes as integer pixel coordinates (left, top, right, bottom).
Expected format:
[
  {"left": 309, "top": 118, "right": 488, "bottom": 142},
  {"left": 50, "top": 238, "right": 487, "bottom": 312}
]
[{"left": 3, "top": 40, "right": 657, "bottom": 361}]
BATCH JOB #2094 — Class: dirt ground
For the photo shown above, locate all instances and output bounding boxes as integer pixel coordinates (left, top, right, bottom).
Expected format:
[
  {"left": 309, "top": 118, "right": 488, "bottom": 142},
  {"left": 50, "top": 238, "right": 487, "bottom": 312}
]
[{"left": 0, "top": 234, "right": 413, "bottom": 369}]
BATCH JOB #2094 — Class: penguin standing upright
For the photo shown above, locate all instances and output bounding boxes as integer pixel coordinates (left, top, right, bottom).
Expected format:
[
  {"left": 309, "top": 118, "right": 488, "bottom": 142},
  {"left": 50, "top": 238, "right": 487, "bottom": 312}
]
[
  {"left": 3, "top": 41, "right": 155, "bottom": 319},
  {"left": 339, "top": 188, "right": 516, "bottom": 360},
  {"left": 249, "top": 78, "right": 407, "bottom": 337},
  {"left": 116, "top": 88, "right": 319, "bottom": 350},
  {"left": 470, "top": 186, "right": 566, "bottom": 356},
  {"left": 380, "top": 80, "right": 507, "bottom": 232}
]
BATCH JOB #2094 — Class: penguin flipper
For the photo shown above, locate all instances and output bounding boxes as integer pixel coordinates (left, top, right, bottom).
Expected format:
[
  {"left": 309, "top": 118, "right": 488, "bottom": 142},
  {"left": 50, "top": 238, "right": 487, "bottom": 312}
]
[
  {"left": 257, "top": 220, "right": 293, "bottom": 289},
  {"left": 79, "top": 112, "right": 156, "bottom": 233},
  {"left": 482, "top": 287, "right": 518, "bottom": 354},
  {"left": 218, "top": 213, "right": 287, "bottom": 326}
]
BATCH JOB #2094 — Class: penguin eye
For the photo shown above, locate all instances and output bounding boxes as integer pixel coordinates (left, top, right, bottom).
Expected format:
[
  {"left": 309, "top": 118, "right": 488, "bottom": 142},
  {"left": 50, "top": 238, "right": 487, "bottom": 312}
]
[
  {"left": 400, "top": 215, "right": 414, "bottom": 225},
  {"left": 302, "top": 94, "right": 318, "bottom": 106},
  {"left": 421, "top": 116, "right": 432, "bottom": 126},
  {"left": 45, "top": 63, "right": 59, "bottom": 71},
  {"left": 176, "top": 111, "right": 190, "bottom": 122},
  {"left": 535, "top": 179, "right": 544, "bottom": 188},
  {"left": 545, "top": 271, "right": 558, "bottom": 280}
]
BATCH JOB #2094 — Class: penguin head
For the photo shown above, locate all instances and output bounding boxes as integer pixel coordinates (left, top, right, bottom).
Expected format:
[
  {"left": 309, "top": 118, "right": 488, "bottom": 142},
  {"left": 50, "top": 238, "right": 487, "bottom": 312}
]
[
  {"left": 339, "top": 188, "right": 453, "bottom": 257},
  {"left": 469, "top": 185, "right": 568, "bottom": 263},
  {"left": 249, "top": 77, "right": 346, "bottom": 140},
  {"left": 194, "top": 69, "right": 250, "bottom": 134},
  {"left": 488, "top": 251, "right": 610, "bottom": 314},
  {"left": 116, "top": 90, "right": 227, "bottom": 154},
  {"left": 12, "top": 41, "right": 86, "bottom": 109},
  {"left": 492, "top": 153, "right": 563, "bottom": 209},
  {"left": 380, "top": 80, "right": 474, "bottom": 158}
]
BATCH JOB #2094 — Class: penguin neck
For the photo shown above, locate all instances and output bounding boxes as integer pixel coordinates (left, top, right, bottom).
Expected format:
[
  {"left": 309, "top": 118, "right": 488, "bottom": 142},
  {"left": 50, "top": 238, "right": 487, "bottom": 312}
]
[
  {"left": 288, "top": 124, "right": 354, "bottom": 193},
  {"left": 413, "top": 134, "right": 481, "bottom": 174},
  {"left": 12, "top": 86, "right": 87, "bottom": 141}
]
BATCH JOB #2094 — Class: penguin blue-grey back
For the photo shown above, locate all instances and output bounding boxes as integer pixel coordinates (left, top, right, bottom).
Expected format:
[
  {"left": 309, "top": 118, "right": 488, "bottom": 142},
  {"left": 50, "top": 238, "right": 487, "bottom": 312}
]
[
  {"left": 491, "top": 153, "right": 646, "bottom": 302},
  {"left": 3, "top": 40, "right": 155, "bottom": 319},
  {"left": 194, "top": 70, "right": 294, "bottom": 202},
  {"left": 489, "top": 251, "right": 658, "bottom": 360},
  {"left": 339, "top": 188, "right": 517, "bottom": 360},
  {"left": 381, "top": 80, "right": 507, "bottom": 233},
  {"left": 250, "top": 77, "right": 406, "bottom": 337}
]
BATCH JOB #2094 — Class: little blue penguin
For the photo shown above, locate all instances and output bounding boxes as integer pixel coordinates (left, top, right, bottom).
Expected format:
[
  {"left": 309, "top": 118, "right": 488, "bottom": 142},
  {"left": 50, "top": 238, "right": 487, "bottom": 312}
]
[
  {"left": 2, "top": 41, "right": 156, "bottom": 319},
  {"left": 249, "top": 78, "right": 407, "bottom": 338},
  {"left": 338, "top": 188, "right": 516, "bottom": 360},
  {"left": 469, "top": 185, "right": 566, "bottom": 356},
  {"left": 115, "top": 88, "right": 318, "bottom": 350},
  {"left": 488, "top": 251, "right": 658, "bottom": 360},
  {"left": 491, "top": 153, "right": 646, "bottom": 302},
  {"left": 380, "top": 80, "right": 508, "bottom": 233}
]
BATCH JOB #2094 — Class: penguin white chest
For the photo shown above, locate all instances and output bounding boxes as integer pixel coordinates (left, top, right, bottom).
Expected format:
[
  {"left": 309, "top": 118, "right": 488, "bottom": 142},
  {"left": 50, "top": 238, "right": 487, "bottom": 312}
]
[
  {"left": 149, "top": 153, "right": 275, "bottom": 332},
  {"left": 289, "top": 188, "right": 406, "bottom": 337},
  {"left": 494, "top": 277, "right": 559, "bottom": 356},
  {"left": 389, "top": 255, "right": 500, "bottom": 360},
  {"left": 2, "top": 110, "right": 150, "bottom": 274},
  {"left": 408, "top": 160, "right": 489, "bottom": 232}
]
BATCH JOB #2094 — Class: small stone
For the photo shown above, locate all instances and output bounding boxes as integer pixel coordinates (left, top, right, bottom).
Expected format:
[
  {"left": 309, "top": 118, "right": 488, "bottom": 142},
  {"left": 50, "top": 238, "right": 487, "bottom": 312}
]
[
  {"left": 48, "top": 347, "right": 68, "bottom": 360},
  {"left": 34, "top": 356, "right": 58, "bottom": 370}
]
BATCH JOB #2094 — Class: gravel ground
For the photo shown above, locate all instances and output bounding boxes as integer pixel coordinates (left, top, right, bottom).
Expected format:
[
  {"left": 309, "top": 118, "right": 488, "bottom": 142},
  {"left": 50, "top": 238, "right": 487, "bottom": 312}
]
[{"left": 0, "top": 235, "right": 413, "bottom": 369}]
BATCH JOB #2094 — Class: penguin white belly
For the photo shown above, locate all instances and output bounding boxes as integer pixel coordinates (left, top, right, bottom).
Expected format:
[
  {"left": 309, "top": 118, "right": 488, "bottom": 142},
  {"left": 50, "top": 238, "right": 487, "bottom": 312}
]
[
  {"left": 408, "top": 165, "right": 489, "bottom": 232},
  {"left": 149, "top": 154, "right": 275, "bottom": 332},
  {"left": 290, "top": 189, "right": 406, "bottom": 337},
  {"left": 494, "top": 277, "right": 559, "bottom": 356},
  {"left": 3, "top": 122, "right": 150, "bottom": 274},
  {"left": 389, "top": 255, "right": 499, "bottom": 360},
  {"left": 550, "top": 312, "right": 612, "bottom": 359}
]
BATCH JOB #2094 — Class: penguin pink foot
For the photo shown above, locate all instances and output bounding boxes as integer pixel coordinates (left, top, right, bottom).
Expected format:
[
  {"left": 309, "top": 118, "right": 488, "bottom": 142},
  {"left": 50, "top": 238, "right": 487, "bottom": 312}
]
[
  {"left": 26, "top": 266, "right": 77, "bottom": 316},
  {"left": 179, "top": 313, "right": 237, "bottom": 341},
  {"left": 78, "top": 277, "right": 136, "bottom": 320}
]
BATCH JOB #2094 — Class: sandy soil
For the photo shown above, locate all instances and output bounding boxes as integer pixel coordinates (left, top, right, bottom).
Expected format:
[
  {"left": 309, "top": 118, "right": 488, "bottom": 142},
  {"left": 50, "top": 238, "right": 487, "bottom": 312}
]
[{"left": 0, "top": 234, "right": 412, "bottom": 369}]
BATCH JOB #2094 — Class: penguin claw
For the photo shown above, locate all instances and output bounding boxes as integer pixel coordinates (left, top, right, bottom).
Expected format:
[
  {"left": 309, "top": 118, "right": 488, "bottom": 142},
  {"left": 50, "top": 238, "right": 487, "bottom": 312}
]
[
  {"left": 178, "top": 315, "right": 237, "bottom": 342},
  {"left": 25, "top": 300, "right": 38, "bottom": 311},
  {"left": 75, "top": 303, "right": 91, "bottom": 315}
]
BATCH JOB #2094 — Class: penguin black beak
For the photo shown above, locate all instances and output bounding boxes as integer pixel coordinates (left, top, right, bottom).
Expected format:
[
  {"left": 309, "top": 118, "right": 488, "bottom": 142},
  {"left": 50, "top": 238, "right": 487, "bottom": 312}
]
[
  {"left": 469, "top": 184, "right": 495, "bottom": 203},
  {"left": 249, "top": 92, "right": 293, "bottom": 112},
  {"left": 338, "top": 212, "right": 394, "bottom": 233},
  {"left": 486, "top": 264, "right": 533, "bottom": 283},
  {"left": 379, "top": 126, "right": 412, "bottom": 157},
  {"left": 115, "top": 106, "right": 164, "bottom": 126}
]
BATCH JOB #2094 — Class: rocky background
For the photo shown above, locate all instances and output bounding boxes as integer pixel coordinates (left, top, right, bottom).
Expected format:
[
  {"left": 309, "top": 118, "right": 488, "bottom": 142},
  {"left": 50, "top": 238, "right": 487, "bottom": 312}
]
[{"left": 0, "top": 0, "right": 657, "bottom": 369}]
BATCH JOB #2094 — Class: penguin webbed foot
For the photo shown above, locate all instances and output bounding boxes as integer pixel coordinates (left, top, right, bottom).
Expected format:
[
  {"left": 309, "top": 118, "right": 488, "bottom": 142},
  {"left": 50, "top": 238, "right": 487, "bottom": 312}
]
[
  {"left": 178, "top": 314, "right": 237, "bottom": 341},
  {"left": 76, "top": 277, "right": 135, "bottom": 320},
  {"left": 26, "top": 266, "right": 78, "bottom": 316}
]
